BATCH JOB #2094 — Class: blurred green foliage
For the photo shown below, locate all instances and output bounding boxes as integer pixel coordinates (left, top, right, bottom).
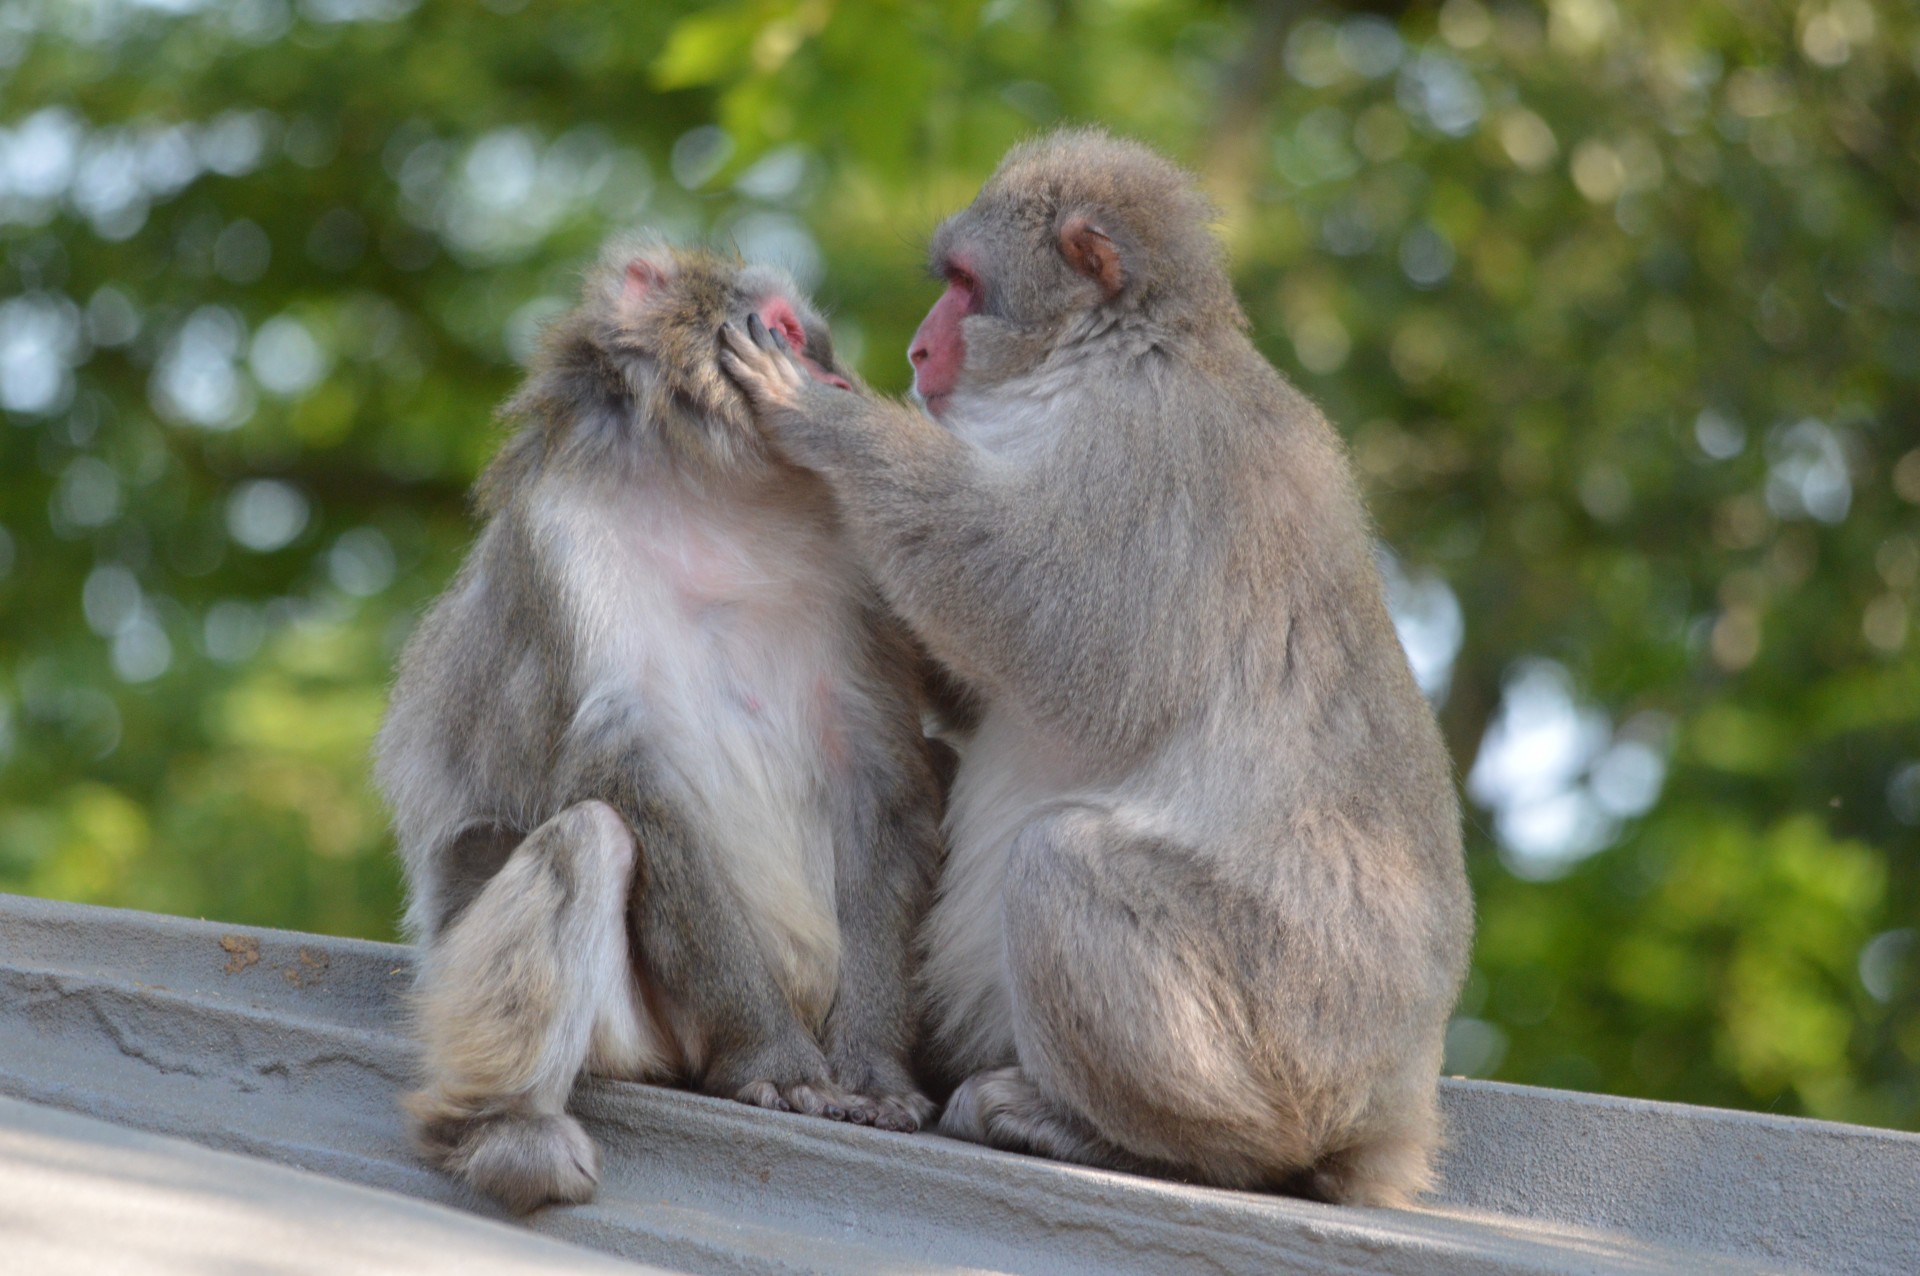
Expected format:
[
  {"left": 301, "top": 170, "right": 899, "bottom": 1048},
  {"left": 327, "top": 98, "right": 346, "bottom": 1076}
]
[{"left": 0, "top": 0, "right": 1915, "bottom": 1129}]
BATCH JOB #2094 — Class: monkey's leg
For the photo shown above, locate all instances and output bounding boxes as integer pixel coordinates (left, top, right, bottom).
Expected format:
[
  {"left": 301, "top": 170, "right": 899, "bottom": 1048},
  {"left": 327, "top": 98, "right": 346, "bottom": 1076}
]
[
  {"left": 618, "top": 794, "right": 866, "bottom": 1121},
  {"left": 407, "top": 800, "right": 645, "bottom": 1213},
  {"left": 820, "top": 727, "right": 942, "bottom": 1133},
  {"left": 944, "top": 805, "right": 1427, "bottom": 1199},
  {"left": 934, "top": 806, "right": 1240, "bottom": 1177}
]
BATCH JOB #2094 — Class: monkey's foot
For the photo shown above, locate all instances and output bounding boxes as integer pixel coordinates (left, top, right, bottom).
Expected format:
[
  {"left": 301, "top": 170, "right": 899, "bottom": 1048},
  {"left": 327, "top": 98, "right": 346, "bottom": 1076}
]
[
  {"left": 852, "top": 1087, "right": 938, "bottom": 1133},
  {"left": 732, "top": 1074, "right": 878, "bottom": 1125},
  {"left": 829, "top": 1054, "right": 938, "bottom": 1132},
  {"left": 941, "top": 1067, "right": 1154, "bottom": 1174},
  {"left": 711, "top": 1033, "right": 890, "bottom": 1127},
  {"left": 415, "top": 1106, "right": 600, "bottom": 1215}
]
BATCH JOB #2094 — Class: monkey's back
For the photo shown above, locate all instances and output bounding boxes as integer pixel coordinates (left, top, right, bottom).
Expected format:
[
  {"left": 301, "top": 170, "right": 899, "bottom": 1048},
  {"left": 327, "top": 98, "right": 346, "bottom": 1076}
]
[
  {"left": 928, "top": 334, "right": 1471, "bottom": 1121},
  {"left": 1141, "top": 339, "right": 1471, "bottom": 1031}
]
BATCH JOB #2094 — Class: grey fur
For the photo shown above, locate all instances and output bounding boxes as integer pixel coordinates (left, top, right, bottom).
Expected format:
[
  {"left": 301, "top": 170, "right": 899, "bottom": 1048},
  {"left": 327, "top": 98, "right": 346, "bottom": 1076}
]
[
  {"left": 376, "top": 240, "right": 942, "bottom": 1214},
  {"left": 720, "top": 129, "right": 1473, "bottom": 1207}
]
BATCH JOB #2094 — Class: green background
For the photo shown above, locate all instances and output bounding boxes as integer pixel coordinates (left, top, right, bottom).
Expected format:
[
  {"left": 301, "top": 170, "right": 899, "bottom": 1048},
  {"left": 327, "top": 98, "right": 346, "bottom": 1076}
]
[{"left": 1, "top": 0, "right": 1915, "bottom": 1130}]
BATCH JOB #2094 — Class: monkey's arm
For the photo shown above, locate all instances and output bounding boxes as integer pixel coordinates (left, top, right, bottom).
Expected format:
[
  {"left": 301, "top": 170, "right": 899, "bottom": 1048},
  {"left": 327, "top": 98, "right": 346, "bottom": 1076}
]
[
  {"left": 721, "top": 320, "right": 1178, "bottom": 752},
  {"left": 821, "top": 719, "right": 942, "bottom": 1130},
  {"left": 720, "top": 320, "right": 1022, "bottom": 646},
  {"left": 719, "top": 315, "right": 962, "bottom": 474}
]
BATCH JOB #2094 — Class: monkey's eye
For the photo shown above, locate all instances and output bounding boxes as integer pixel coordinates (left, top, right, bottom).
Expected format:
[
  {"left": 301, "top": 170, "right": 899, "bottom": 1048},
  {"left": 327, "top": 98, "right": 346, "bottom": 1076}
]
[{"left": 946, "top": 268, "right": 980, "bottom": 313}]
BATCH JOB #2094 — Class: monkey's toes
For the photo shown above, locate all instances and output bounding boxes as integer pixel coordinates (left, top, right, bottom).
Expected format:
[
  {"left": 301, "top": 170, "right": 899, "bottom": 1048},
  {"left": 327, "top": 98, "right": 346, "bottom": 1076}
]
[
  {"left": 449, "top": 1112, "right": 600, "bottom": 1215},
  {"left": 734, "top": 1079, "right": 794, "bottom": 1112},
  {"left": 734, "top": 1077, "right": 874, "bottom": 1124},
  {"left": 843, "top": 1085, "right": 935, "bottom": 1132},
  {"left": 867, "top": 1092, "right": 935, "bottom": 1133},
  {"left": 827, "top": 1058, "right": 936, "bottom": 1132},
  {"left": 785, "top": 1081, "right": 858, "bottom": 1122}
]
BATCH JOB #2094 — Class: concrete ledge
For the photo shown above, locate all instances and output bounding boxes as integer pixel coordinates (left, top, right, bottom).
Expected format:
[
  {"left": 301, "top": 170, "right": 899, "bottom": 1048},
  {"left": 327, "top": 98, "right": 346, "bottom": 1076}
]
[
  {"left": 0, "top": 1096, "right": 655, "bottom": 1275},
  {"left": 1, "top": 892, "right": 1914, "bottom": 1274}
]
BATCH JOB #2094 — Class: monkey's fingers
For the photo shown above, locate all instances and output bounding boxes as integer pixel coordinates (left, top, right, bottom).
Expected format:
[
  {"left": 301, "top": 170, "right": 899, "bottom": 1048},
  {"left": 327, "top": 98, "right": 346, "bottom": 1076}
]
[
  {"left": 719, "top": 321, "right": 783, "bottom": 381},
  {"left": 719, "top": 322, "right": 808, "bottom": 417},
  {"left": 745, "top": 311, "right": 790, "bottom": 354},
  {"left": 718, "top": 319, "right": 761, "bottom": 366},
  {"left": 718, "top": 324, "right": 775, "bottom": 398}
]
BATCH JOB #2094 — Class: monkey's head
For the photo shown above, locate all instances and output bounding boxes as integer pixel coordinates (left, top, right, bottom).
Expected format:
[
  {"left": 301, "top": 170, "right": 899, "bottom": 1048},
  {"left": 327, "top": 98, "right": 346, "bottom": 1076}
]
[
  {"left": 911, "top": 127, "right": 1242, "bottom": 418},
  {"left": 506, "top": 239, "right": 851, "bottom": 477}
]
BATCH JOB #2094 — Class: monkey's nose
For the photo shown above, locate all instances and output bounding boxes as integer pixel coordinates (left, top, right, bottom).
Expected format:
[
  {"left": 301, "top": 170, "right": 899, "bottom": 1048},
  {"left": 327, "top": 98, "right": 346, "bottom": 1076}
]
[{"left": 909, "top": 343, "right": 929, "bottom": 366}]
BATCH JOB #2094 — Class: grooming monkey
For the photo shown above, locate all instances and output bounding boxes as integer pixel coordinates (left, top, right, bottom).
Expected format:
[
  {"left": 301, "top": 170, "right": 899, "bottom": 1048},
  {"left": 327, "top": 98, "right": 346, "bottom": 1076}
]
[
  {"left": 721, "top": 129, "right": 1473, "bottom": 1206},
  {"left": 375, "top": 239, "right": 941, "bottom": 1214}
]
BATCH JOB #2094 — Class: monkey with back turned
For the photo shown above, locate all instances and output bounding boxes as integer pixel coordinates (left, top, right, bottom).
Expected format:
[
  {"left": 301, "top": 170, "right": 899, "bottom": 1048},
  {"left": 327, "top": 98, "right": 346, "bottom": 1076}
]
[
  {"left": 722, "top": 129, "right": 1474, "bottom": 1207},
  {"left": 375, "top": 238, "right": 942, "bottom": 1214}
]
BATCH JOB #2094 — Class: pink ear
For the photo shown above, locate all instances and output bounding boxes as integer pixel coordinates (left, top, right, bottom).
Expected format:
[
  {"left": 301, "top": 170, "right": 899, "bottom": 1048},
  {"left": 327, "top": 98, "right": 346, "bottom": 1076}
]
[
  {"left": 756, "top": 296, "right": 806, "bottom": 350},
  {"left": 624, "top": 259, "right": 665, "bottom": 306},
  {"left": 1059, "top": 216, "right": 1124, "bottom": 299}
]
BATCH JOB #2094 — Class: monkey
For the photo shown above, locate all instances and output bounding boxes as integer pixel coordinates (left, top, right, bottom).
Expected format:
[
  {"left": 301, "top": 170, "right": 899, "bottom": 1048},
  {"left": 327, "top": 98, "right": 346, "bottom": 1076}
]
[
  {"left": 373, "top": 237, "right": 942, "bottom": 1215},
  {"left": 718, "top": 128, "right": 1473, "bottom": 1208}
]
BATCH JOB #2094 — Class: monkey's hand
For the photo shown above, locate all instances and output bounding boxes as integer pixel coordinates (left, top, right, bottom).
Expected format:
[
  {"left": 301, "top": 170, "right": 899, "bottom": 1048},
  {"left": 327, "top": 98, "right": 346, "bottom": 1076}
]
[
  {"left": 718, "top": 314, "right": 855, "bottom": 468},
  {"left": 719, "top": 312, "right": 810, "bottom": 410}
]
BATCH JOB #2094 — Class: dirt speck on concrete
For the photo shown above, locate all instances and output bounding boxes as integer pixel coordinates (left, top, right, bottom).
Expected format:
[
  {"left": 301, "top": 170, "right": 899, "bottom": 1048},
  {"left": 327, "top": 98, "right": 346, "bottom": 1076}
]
[
  {"left": 219, "top": 934, "right": 260, "bottom": 974},
  {"left": 283, "top": 947, "right": 330, "bottom": 988}
]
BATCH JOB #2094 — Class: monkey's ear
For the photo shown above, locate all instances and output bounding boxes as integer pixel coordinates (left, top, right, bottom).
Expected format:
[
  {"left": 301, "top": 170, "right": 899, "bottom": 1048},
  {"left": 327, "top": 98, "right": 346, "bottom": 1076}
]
[
  {"left": 1058, "top": 215, "right": 1124, "bottom": 300},
  {"left": 623, "top": 258, "right": 667, "bottom": 308}
]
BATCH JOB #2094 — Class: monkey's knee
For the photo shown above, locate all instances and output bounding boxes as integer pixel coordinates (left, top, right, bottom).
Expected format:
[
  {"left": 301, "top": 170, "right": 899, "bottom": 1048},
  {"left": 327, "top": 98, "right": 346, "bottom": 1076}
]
[
  {"left": 999, "top": 805, "right": 1113, "bottom": 931},
  {"left": 997, "top": 811, "right": 1160, "bottom": 1091},
  {"left": 999, "top": 805, "right": 1174, "bottom": 1016},
  {"left": 999, "top": 808, "right": 1286, "bottom": 1177}
]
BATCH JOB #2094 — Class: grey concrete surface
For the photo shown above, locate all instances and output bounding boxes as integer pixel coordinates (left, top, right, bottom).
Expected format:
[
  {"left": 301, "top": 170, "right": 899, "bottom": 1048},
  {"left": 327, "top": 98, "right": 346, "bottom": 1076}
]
[
  {"left": 2, "top": 891, "right": 1915, "bottom": 1274},
  {"left": 0, "top": 1095, "right": 663, "bottom": 1274}
]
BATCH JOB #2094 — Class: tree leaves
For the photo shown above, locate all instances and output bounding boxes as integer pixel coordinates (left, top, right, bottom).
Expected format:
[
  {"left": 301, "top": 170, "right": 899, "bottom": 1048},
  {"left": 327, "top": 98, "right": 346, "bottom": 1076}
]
[{"left": 0, "top": 0, "right": 1913, "bottom": 1129}]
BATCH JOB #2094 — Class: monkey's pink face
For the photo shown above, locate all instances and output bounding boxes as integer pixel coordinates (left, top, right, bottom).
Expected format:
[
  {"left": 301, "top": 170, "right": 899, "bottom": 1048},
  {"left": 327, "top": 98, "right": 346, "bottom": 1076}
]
[
  {"left": 758, "top": 295, "right": 852, "bottom": 390},
  {"left": 908, "top": 260, "right": 979, "bottom": 418}
]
